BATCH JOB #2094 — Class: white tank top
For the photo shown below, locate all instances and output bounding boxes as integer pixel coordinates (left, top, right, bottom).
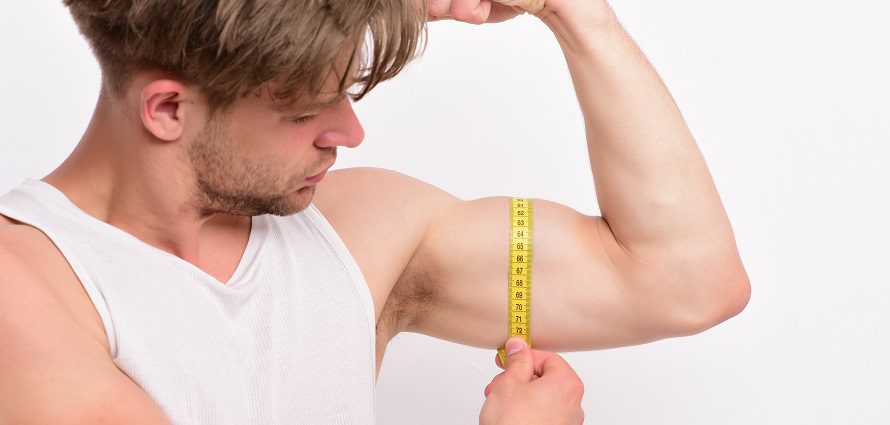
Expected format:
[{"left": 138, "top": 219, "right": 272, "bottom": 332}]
[{"left": 0, "top": 178, "right": 377, "bottom": 424}]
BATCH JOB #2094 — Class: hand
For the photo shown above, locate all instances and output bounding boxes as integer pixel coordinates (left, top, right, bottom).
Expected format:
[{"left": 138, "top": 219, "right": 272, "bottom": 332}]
[
  {"left": 479, "top": 337, "right": 585, "bottom": 425},
  {"left": 427, "top": 0, "right": 547, "bottom": 24}
]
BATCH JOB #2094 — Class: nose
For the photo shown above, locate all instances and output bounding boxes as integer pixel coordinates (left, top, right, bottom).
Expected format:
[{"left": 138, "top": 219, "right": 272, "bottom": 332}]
[{"left": 313, "top": 98, "right": 365, "bottom": 149}]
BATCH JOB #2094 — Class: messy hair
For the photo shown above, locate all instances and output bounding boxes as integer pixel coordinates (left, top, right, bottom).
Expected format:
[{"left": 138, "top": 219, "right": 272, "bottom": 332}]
[{"left": 64, "top": 0, "right": 429, "bottom": 115}]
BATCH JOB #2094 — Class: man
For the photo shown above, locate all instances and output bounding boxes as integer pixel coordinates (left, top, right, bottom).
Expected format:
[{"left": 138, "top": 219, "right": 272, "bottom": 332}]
[{"left": 0, "top": 0, "right": 749, "bottom": 424}]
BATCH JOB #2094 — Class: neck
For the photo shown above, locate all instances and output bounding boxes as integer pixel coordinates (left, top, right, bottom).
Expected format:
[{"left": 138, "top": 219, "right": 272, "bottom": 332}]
[{"left": 43, "top": 95, "right": 249, "bottom": 266}]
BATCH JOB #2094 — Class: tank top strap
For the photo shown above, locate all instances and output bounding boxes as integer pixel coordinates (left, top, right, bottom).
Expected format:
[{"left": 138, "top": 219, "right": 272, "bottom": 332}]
[{"left": 0, "top": 178, "right": 121, "bottom": 356}]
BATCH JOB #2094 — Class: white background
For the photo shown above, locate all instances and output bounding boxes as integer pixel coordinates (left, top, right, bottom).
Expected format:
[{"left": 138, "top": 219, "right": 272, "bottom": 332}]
[{"left": 2, "top": 1, "right": 889, "bottom": 424}]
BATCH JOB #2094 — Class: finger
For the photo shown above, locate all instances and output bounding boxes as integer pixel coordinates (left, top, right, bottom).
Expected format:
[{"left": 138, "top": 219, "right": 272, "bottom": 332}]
[
  {"left": 428, "top": 0, "right": 452, "bottom": 20},
  {"left": 450, "top": 0, "right": 492, "bottom": 24},
  {"left": 497, "top": 346, "right": 568, "bottom": 375},
  {"left": 535, "top": 354, "right": 585, "bottom": 403},
  {"left": 502, "top": 336, "right": 535, "bottom": 382},
  {"left": 427, "top": 13, "right": 450, "bottom": 21},
  {"left": 522, "top": 348, "right": 560, "bottom": 376},
  {"left": 578, "top": 406, "right": 585, "bottom": 424},
  {"left": 534, "top": 349, "right": 577, "bottom": 379},
  {"left": 495, "top": 355, "right": 544, "bottom": 374},
  {"left": 491, "top": 0, "right": 546, "bottom": 14},
  {"left": 498, "top": 347, "right": 559, "bottom": 372},
  {"left": 487, "top": 3, "right": 526, "bottom": 23},
  {"left": 484, "top": 371, "right": 506, "bottom": 397}
]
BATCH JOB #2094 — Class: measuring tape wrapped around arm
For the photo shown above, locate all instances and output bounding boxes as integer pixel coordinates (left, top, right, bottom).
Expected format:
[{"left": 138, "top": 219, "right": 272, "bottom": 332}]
[{"left": 497, "top": 197, "right": 533, "bottom": 366}]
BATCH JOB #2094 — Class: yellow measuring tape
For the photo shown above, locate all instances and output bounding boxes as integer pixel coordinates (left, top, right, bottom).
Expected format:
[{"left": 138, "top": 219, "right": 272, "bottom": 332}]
[{"left": 497, "top": 197, "right": 533, "bottom": 366}]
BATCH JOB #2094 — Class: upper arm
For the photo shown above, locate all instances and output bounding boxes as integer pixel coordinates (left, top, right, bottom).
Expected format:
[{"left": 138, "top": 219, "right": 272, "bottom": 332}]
[
  {"left": 391, "top": 178, "right": 750, "bottom": 352},
  {"left": 0, "top": 242, "right": 172, "bottom": 425}
]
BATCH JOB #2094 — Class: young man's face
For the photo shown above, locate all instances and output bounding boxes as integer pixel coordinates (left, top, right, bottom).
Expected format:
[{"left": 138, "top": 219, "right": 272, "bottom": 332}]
[{"left": 185, "top": 50, "right": 364, "bottom": 218}]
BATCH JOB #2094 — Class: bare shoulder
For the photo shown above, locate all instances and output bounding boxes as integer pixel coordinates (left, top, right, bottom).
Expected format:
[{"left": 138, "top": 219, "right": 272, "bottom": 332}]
[
  {"left": 311, "top": 167, "right": 460, "bottom": 329},
  {"left": 0, "top": 219, "right": 171, "bottom": 423},
  {"left": 312, "top": 167, "right": 466, "bottom": 367},
  {"left": 0, "top": 214, "right": 116, "bottom": 345},
  {"left": 311, "top": 166, "right": 459, "bottom": 291},
  {"left": 313, "top": 166, "right": 457, "bottom": 224},
  {"left": 0, "top": 215, "right": 56, "bottom": 271},
  {"left": 0, "top": 214, "right": 110, "bottom": 356},
  {"left": 0, "top": 215, "right": 83, "bottom": 300}
]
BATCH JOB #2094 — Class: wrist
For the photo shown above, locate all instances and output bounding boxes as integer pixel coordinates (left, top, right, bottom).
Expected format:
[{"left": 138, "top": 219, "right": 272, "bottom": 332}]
[{"left": 533, "top": 0, "right": 620, "bottom": 55}]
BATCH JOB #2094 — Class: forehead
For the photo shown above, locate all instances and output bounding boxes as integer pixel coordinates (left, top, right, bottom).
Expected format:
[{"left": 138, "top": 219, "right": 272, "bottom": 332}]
[
  {"left": 313, "top": 61, "right": 360, "bottom": 106},
  {"left": 270, "top": 43, "right": 363, "bottom": 113},
  {"left": 321, "top": 45, "right": 363, "bottom": 97}
]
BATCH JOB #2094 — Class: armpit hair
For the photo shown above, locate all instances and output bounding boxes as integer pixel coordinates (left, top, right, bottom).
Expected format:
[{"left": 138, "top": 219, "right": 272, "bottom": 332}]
[{"left": 375, "top": 253, "right": 439, "bottom": 360}]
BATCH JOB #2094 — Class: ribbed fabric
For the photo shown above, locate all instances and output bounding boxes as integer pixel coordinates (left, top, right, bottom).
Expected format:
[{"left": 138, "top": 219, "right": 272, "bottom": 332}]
[{"left": 0, "top": 178, "right": 377, "bottom": 425}]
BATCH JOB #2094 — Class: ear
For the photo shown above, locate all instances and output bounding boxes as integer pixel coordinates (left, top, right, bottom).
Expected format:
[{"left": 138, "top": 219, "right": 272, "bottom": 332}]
[{"left": 139, "top": 79, "right": 195, "bottom": 142}]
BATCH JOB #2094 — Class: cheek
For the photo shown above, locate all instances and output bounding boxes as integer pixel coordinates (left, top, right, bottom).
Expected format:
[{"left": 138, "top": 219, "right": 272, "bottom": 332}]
[
  {"left": 227, "top": 120, "right": 319, "bottom": 180},
  {"left": 245, "top": 123, "right": 315, "bottom": 157},
  {"left": 280, "top": 127, "right": 320, "bottom": 156}
]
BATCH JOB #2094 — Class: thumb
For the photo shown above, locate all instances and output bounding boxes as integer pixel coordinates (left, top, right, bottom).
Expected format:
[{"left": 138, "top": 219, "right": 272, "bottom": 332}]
[
  {"left": 502, "top": 336, "right": 535, "bottom": 382},
  {"left": 492, "top": 0, "right": 547, "bottom": 14}
]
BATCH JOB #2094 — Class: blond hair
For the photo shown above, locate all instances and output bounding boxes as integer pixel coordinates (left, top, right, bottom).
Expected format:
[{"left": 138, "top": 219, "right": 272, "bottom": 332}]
[{"left": 64, "top": 0, "right": 428, "bottom": 115}]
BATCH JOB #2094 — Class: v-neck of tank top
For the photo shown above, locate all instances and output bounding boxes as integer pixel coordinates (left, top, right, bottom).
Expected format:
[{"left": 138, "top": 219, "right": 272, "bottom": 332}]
[{"left": 23, "top": 178, "right": 267, "bottom": 290}]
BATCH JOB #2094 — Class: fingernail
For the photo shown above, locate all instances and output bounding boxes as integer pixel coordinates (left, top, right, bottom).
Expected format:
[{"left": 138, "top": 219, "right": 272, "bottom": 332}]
[{"left": 505, "top": 337, "right": 527, "bottom": 356}]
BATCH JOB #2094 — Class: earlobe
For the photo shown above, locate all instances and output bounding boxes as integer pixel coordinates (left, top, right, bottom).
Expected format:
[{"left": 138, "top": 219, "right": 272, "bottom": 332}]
[{"left": 140, "top": 80, "right": 189, "bottom": 142}]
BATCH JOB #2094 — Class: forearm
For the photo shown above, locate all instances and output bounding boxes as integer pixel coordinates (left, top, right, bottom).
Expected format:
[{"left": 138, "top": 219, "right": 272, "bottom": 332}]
[
  {"left": 535, "top": 1, "right": 748, "bottom": 318},
  {"left": 539, "top": 2, "right": 741, "bottom": 267}
]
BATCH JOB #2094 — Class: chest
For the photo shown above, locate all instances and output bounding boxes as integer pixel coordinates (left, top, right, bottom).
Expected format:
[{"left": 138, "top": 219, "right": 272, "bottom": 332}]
[{"left": 31, "top": 198, "right": 420, "bottom": 380}]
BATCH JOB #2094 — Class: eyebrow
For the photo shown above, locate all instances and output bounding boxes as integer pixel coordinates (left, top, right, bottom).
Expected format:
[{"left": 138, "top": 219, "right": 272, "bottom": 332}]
[
  {"left": 309, "top": 92, "right": 348, "bottom": 110},
  {"left": 305, "top": 52, "right": 363, "bottom": 111},
  {"left": 284, "top": 67, "right": 359, "bottom": 115}
]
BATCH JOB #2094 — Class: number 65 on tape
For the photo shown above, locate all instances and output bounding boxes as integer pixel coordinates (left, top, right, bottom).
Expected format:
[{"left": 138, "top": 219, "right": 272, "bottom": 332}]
[{"left": 497, "top": 197, "right": 533, "bottom": 366}]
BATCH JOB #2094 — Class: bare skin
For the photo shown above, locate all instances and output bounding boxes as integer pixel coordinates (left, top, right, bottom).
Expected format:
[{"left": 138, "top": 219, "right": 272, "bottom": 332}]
[
  {"left": 482, "top": 337, "right": 585, "bottom": 425},
  {"left": 0, "top": 0, "right": 750, "bottom": 422}
]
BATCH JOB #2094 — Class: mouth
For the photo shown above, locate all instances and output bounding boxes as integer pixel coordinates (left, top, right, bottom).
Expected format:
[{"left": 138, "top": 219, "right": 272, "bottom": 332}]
[{"left": 306, "top": 160, "right": 335, "bottom": 183}]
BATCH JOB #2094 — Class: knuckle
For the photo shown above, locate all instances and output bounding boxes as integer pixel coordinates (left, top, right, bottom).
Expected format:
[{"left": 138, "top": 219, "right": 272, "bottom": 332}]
[
  {"left": 449, "top": 3, "right": 486, "bottom": 24},
  {"left": 572, "top": 377, "right": 585, "bottom": 395},
  {"left": 566, "top": 379, "right": 584, "bottom": 403},
  {"left": 427, "top": 0, "right": 450, "bottom": 17},
  {"left": 559, "top": 377, "right": 585, "bottom": 402},
  {"left": 489, "top": 371, "right": 507, "bottom": 387},
  {"left": 450, "top": 6, "right": 474, "bottom": 21}
]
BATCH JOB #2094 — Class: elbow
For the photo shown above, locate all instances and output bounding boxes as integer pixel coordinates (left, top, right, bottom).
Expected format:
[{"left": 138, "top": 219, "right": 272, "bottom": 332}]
[
  {"left": 709, "top": 268, "right": 751, "bottom": 327},
  {"left": 680, "top": 261, "right": 752, "bottom": 335},
  {"left": 727, "top": 267, "right": 752, "bottom": 317}
]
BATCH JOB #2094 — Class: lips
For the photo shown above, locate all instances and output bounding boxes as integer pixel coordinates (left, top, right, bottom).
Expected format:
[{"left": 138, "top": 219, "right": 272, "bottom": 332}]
[
  {"left": 309, "top": 162, "right": 334, "bottom": 179},
  {"left": 306, "top": 159, "right": 335, "bottom": 182}
]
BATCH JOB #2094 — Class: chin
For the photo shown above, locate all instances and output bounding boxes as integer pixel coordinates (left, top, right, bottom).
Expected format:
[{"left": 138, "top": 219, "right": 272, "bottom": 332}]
[{"left": 285, "top": 185, "right": 316, "bottom": 213}]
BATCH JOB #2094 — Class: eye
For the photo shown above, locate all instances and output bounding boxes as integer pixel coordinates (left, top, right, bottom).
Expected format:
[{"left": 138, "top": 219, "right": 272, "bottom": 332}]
[{"left": 292, "top": 115, "right": 315, "bottom": 124}]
